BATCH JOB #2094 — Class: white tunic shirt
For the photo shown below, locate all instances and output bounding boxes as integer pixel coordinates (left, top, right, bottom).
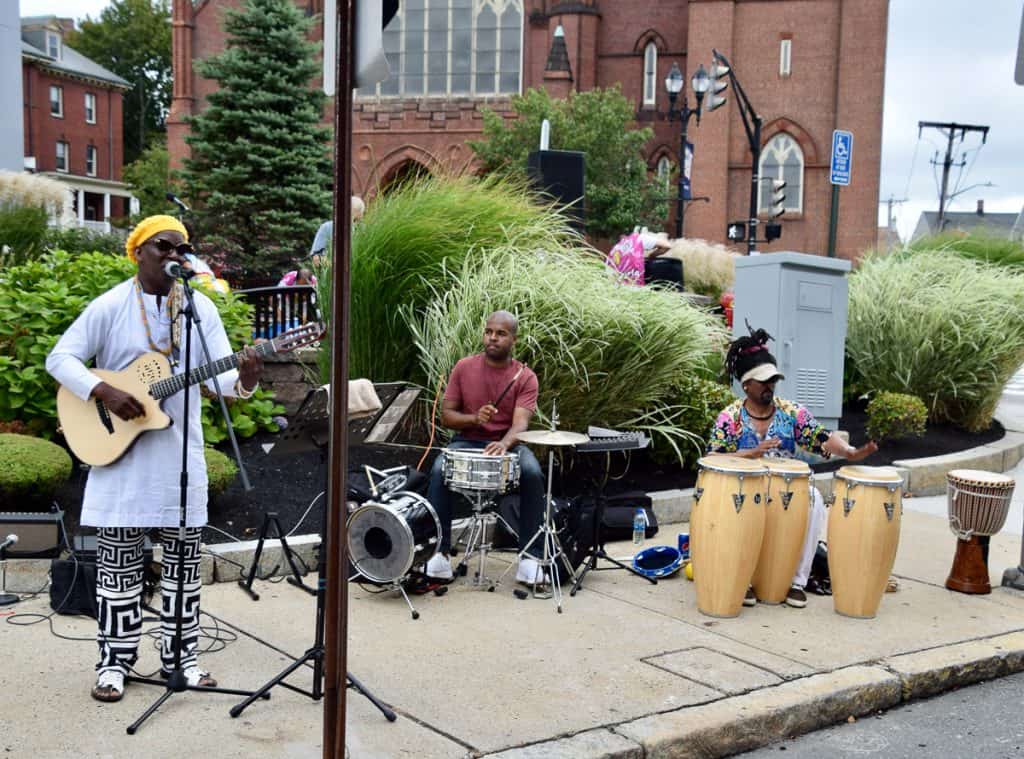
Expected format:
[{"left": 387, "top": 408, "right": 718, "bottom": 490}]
[{"left": 46, "top": 278, "right": 240, "bottom": 528}]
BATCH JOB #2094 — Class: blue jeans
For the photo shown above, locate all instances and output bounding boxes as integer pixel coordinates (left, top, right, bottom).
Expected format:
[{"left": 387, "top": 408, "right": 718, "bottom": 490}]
[{"left": 427, "top": 438, "right": 545, "bottom": 558}]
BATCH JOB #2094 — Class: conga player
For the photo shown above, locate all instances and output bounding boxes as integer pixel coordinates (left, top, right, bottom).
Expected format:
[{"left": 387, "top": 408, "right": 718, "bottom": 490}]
[
  {"left": 424, "top": 311, "right": 547, "bottom": 586},
  {"left": 706, "top": 326, "right": 877, "bottom": 608}
]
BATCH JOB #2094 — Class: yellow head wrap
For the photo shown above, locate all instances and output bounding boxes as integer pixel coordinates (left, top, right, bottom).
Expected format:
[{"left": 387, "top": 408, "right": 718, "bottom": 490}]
[{"left": 125, "top": 214, "right": 189, "bottom": 263}]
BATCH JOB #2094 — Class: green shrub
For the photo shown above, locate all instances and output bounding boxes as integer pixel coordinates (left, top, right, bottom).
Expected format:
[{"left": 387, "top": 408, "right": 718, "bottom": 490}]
[
  {"left": 907, "top": 232, "right": 1024, "bottom": 268},
  {"left": 847, "top": 251, "right": 1024, "bottom": 431},
  {"left": 865, "top": 392, "right": 928, "bottom": 442},
  {"left": 0, "top": 249, "right": 274, "bottom": 441},
  {"left": 0, "top": 433, "right": 72, "bottom": 501},
  {"left": 336, "top": 173, "right": 586, "bottom": 385},
  {"left": 43, "top": 226, "right": 127, "bottom": 257},
  {"left": 205, "top": 446, "right": 239, "bottom": 499},
  {"left": 202, "top": 385, "right": 284, "bottom": 443},
  {"left": 0, "top": 205, "right": 50, "bottom": 265},
  {"left": 671, "top": 375, "right": 737, "bottom": 467},
  {"left": 406, "top": 248, "right": 727, "bottom": 460}
]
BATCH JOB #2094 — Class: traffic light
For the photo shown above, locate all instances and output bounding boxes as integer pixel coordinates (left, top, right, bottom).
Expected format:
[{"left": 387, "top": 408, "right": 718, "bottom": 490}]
[
  {"left": 769, "top": 179, "right": 787, "bottom": 219},
  {"left": 705, "top": 59, "right": 730, "bottom": 113},
  {"left": 726, "top": 221, "right": 746, "bottom": 242},
  {"left": 323, "top": 0, "right": 400, "bottom": 94}
]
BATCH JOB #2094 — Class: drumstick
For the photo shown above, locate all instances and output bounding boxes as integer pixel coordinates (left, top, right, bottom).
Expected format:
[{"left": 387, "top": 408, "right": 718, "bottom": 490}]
[{"left": 491, "top": 366, "right": 524, "bottom": 408}]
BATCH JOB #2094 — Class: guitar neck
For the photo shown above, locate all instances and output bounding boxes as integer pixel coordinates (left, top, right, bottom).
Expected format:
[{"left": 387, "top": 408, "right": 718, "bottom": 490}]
[{"left": 150, "top": 341, "right": 277, "bottom": 399}]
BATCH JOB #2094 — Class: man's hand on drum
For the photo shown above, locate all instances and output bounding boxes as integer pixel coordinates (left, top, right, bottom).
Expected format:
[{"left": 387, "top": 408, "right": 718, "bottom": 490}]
[
  {"left": 753, "top": 437, "right": 781, "bottom": 456},
  {"left": 476, "top": 403, "right": 497, "bottom": 426},
  {"left": 482, "top": 440, "right": 508, "bottom": 456},
  {"left": 824, "top": 433, "right": 878, "bottom": 462}
]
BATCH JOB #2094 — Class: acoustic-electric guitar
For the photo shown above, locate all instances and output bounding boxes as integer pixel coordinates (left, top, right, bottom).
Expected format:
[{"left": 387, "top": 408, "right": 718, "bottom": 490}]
[{"left": 56, "top": 322, "right": 323, "bottom": 467}]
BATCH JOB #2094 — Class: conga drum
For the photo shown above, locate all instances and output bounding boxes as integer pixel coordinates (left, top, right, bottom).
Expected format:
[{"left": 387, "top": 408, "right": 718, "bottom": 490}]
[
  {"left": 691, "top": 456, "right": 768, "bottom": 618},
  {"left": 827, "top": 466, "right": 903, "bottom": 619},
  {"left": 945, "top": 469, "right": 1015, "bottom": 594},
  {"left": 751, "top": 459, "right": 811, "bottom": 604}
]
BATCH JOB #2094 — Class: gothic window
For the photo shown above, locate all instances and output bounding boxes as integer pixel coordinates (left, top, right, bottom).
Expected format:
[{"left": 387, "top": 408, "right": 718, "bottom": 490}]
[
  {"left": 642, "top": 42, "right": 657, "bottom": 106},
  {"left": 656, "top": 155, "right": 672, "bottom": 187},
  {"left": 758, "top": 133, "right": 804, "bottom": 213},
  {"left": 373, "top": 0, "right": 523, "bottom": 97}
]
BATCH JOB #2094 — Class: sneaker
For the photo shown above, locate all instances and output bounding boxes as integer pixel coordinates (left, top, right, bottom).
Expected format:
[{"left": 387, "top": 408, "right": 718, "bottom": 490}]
[
  {"left": 91, "top": 670, "right": 124, "bottom": 702},
  {"left": 743, "top": 587, "right": 757, "bottom": 607},
  {"left": 515, "top": 556, "right": 548, "bottom": 586},
  {"left": 785, "top": 585, "right": 807, "bottom": 608},
  {"left": 425, "top": 552, "right": 453, "bottom": 580}
]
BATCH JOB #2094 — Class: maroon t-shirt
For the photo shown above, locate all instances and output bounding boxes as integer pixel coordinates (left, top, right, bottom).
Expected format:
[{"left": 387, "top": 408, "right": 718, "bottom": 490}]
[{"left": 444, "top": 353, "right": 538, "bottom": 442}]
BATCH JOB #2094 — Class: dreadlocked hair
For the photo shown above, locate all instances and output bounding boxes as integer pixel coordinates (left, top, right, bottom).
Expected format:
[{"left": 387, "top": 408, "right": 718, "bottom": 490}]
[{"left": 725, "top": 323, "right": 777, "bottom": 382}]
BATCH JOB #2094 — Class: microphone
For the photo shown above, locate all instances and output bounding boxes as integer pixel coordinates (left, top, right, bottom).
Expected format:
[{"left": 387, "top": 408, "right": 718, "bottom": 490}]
[
  {"left": 166, "top": 192, "right": 190, "bottom": 212},
  {"left": 163, "top": 261, "right": 196, "bottom": 280},
  {"left": 0, "top": 534, "right": 17, "bottom": 551}
]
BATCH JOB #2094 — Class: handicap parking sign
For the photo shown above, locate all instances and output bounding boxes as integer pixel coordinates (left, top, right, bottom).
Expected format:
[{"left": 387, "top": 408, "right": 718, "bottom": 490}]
[{"left": 830, "top": 130, "right": 853, "bottom": 186}]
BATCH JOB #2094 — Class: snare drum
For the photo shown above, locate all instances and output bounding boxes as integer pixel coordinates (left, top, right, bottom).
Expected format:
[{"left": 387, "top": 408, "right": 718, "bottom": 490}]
[
  {"left": 752, "top": 459, "right": 811, "bottom": 605},
  {"left": 945, "top": 469, "right": 1015, "bottom": 594},
  {"left": 347, "top": 492, "right": 442, "bottom": 583},
  {"left": 442, "top": 449, "right": 520, "bottom": 493},
  {"left": 827, "top": 466, "right": 903, "bottom": 618},
  {"left": 691, "top": 456, "right": 768, "bottom": 618}
]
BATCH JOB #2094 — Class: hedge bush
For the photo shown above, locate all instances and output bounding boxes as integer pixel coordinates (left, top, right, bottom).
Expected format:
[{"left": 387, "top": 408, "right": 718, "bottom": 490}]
[
  {"left": 847, "top": 251, "right": 1024, "bottom": 432},
  {"left": 0, "top": 433, "right": 72, "bottom": 501},
  {"left": 672, "top": 375, "right": 737, "bottom": 467},
  {"left": 865, "top": 392, "right": 928, "bottom": 442},
  {"left": 205, "top": 447, "right": 239, "bottom": 499}
]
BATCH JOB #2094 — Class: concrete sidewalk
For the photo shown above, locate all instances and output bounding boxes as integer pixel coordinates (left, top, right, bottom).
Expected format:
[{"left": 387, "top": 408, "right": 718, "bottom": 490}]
[{"left": 2, "top": 493, "right": 1024, "bottom": 759}]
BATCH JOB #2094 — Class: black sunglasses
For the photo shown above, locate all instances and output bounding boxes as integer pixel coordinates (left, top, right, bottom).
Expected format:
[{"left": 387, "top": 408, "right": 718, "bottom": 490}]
[{"left": 149, "top": 238, "right": 194, "bottom": 257}]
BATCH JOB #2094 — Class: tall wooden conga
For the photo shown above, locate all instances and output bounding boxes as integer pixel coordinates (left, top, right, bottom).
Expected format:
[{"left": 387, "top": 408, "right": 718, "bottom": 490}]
[
  {"left": 691, "top": 456, "right": 768, "bottom": 618},
  {"left": 752, "top": 459, "right": 811, "bottom": 604},
  {"left": 827, "top": 466, "right": 903, "bottom": 619},
  {"left": 945, "top": 469, "right": 1015, "bottom": 594}
]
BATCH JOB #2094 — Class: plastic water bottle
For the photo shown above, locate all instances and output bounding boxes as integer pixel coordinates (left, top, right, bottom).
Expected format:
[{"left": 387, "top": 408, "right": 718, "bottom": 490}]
[{"left": 632, "top": 508, "right": 646, "bottom": 545}]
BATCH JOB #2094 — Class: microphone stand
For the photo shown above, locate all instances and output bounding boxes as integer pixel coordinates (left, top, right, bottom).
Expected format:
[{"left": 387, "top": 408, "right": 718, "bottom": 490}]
[{"left": 126, "top": 273, "right": 265, "bottom": 734}]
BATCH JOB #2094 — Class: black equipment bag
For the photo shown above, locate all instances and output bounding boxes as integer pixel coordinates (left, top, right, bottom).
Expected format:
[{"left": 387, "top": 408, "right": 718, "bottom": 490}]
[
  {"left": 599, "top": 490, "right": 658, "bottom": 541},
  {"left": 49, "top": 558, "right": 98, "bottom": 617}
]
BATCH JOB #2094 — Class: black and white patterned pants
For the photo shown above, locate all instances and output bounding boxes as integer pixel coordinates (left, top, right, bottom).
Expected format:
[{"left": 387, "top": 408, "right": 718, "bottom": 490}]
[{"left": 95, "top": 527, "right": 203, "bottom": 677}]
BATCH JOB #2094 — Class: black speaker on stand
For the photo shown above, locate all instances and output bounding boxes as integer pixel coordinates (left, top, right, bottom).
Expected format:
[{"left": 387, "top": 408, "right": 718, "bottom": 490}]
[{"left": 527, "top": 149, "right": 585, "bottom": 232}]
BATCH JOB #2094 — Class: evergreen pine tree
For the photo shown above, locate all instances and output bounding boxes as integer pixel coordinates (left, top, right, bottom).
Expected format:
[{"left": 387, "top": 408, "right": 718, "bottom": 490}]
[{"left": 180, "top": 0, "right": 332, "bottom": 280}]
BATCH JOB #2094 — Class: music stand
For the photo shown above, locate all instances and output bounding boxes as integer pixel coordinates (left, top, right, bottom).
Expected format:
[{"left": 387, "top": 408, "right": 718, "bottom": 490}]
[{"left": 230, "top": 385, "right": 395, "bottom": 721}]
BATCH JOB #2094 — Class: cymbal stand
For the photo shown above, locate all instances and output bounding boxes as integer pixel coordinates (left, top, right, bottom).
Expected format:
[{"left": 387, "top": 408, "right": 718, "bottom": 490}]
[{"left": 497, "top": 402, "right": 578, "bottom": 613}]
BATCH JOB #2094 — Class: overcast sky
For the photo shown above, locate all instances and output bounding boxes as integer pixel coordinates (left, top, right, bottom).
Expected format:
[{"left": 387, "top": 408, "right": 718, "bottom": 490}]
[{"left": 19, "top": 0, "right": 1024, "bottom": 242}]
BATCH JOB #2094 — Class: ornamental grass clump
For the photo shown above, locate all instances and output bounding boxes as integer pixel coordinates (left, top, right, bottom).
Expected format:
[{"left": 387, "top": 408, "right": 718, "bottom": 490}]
[
  {"left": 907, "top": 232, "right": 1024, "bottom": 268},
  {"left": 346, "top": 173, "right": 585, "bottom": 384},
  {"left": 406, "top": 248, "right": 728, "bottom": 460},
  {"left": 846, "top": 251, "right": 1024, "bottom": 432},
  {"left": 660, "top": 237, "right": 737, "bottom": 299}
]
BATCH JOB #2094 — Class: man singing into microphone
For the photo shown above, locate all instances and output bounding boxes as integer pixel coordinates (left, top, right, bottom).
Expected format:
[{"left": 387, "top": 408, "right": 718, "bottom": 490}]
[{"left": 46, "top": 215, "right": 262, "bottom": 703}]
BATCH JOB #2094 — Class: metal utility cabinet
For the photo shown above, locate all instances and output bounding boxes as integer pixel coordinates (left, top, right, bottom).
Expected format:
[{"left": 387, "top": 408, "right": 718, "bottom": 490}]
[{"left": 733, "top": 252, "right": 852, "bottom": 430}]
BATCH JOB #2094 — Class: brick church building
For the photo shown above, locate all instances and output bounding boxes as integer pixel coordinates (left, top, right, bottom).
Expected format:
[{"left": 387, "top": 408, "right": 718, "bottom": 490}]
[{"left": 169, "top": 0, "right": 888, "bottom": 259}]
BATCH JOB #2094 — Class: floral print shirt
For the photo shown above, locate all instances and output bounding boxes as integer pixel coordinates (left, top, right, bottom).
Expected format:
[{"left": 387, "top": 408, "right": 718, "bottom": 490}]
[{"left": 707, "top": 398, "right": 830, "bottom": 459}]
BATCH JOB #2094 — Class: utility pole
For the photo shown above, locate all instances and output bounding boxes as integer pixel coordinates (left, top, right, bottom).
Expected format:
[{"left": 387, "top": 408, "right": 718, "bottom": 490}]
[
  {"left": 881, "top": 194, "right": 907, "bottom": 230},
  {"left": 918, "top": 121, "right": 989, "bottom": 232}
]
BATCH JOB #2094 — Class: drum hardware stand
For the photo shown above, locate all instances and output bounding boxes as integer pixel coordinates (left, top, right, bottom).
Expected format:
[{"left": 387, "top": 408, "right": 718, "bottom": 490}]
[
  {"left": 237, "top": 511, "right": 316, "bottom": 600},
  {"left": 450, "top": 489, "right": 515, "bottom": 591},
  {"left": 570, "top": 444, "right": 657, "bottom": 597},
  {"left": 0, "top": 540, "right": 18, "bottom": 606},
  {"left": 127, "top": 270, "right": 263, "bottom": 735},
  {"left": 497, "top": 402, "right": 579, "bottom": 613},
  {"left": 230, "top": 386, "right": 396, "bottom": 722}
]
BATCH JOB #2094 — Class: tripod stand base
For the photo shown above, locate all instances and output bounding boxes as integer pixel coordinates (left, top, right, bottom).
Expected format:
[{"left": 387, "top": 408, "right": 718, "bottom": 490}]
[
  {"left": 570, "top": 549, "right": 657, "bottom": 596},
  {"left": 0, "top": 592, "right": 18, "bottom": 606},
  {"left": 125, "top": 671, "right": 269, "bottom": 735}
]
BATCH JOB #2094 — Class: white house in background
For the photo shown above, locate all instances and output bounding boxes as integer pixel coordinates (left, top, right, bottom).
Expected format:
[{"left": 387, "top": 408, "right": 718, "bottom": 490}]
[
  {"left": 912, "top": 199, "right": 1024, "bottom": 242},
  {"left": 20, "top": 14, "right": 138, "bottom": 232}
]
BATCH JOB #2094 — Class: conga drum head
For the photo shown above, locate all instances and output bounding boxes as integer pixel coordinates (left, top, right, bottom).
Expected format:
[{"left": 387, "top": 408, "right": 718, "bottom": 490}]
[
  {"left": 835, "top": 465, "right": 903, "bottom": 486},
  {"left": 697, "top": 455, "right": 769, "bottom": 475},
  {"left": 764, "top": 459, "right": 811, "bottom": 477},
  {"left": 947, "top": 469, "right": 1014, "bottom": 488}
]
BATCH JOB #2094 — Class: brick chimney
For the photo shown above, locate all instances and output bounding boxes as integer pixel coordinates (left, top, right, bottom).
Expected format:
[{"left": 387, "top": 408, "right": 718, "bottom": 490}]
[{"left": 977, "top": 199, "right": 985, "bottom": 215}]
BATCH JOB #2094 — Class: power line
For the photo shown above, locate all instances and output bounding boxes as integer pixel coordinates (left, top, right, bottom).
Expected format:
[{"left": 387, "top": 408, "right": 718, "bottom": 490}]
[{"left": 918, "top": 121, "right": 990, "bottom": 230}]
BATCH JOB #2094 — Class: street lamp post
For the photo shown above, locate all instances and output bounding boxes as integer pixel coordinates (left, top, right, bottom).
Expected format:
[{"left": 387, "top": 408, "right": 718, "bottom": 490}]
[{"left": 664, "top": 62, "right": 710, "bottom": 239}]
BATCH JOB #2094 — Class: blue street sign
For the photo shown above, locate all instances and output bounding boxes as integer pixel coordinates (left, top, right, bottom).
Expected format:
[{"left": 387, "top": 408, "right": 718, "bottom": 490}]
[{"left": 830, "top": 130, "right": 853, "bottom": 186}]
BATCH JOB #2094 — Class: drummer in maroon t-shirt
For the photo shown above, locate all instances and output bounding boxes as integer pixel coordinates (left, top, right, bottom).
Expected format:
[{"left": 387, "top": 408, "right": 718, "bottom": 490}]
[{"left": 425, "top": 311, "right": 548, "bottom": 586}]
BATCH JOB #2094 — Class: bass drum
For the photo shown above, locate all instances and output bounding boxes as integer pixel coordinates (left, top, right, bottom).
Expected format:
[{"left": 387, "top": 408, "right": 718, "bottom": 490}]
[{"left": 347, "top": 492, "right": 441, "bottom": 583}]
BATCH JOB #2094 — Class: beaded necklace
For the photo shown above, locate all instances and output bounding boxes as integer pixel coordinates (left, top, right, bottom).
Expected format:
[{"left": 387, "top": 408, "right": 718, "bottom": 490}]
[{"left": 134, "top": 276, "right": 182, "bottom": 364}]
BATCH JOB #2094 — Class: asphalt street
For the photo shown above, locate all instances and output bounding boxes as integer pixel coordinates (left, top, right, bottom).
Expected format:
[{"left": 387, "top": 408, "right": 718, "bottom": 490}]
[{"left": 741, "top": 670, "right": 1024, "bottom": 758}]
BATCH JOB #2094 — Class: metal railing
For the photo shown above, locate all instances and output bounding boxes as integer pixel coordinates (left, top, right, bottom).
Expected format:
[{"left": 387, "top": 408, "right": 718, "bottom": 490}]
[{"left": 235, "top": 285, "right": 319, "bottom": 340}]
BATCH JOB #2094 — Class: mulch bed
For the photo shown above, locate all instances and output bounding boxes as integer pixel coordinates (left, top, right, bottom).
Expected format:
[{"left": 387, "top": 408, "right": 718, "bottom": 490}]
[{"left": 34, "top": 400, "right": 1005, "bottom": 544}]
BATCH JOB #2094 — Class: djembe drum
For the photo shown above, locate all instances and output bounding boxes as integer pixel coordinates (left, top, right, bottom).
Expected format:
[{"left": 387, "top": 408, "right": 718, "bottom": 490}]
[
  {"left": 751, "top": 459, "right": 811, "bottom": 604},
  {"left": 945, "top": 469, "right": 1015, "bottom": 594},
  {"left": 691, "top": 456, "right": 768, "bottom": 618},
  {"left": 827, "top": 466, "right": 903, "bottom": 619}
]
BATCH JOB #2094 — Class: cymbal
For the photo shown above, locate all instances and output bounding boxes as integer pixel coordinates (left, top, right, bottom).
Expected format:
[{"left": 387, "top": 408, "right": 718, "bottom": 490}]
[{"left": 516, "top": 430, "right": 590, "bottom": 447}]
